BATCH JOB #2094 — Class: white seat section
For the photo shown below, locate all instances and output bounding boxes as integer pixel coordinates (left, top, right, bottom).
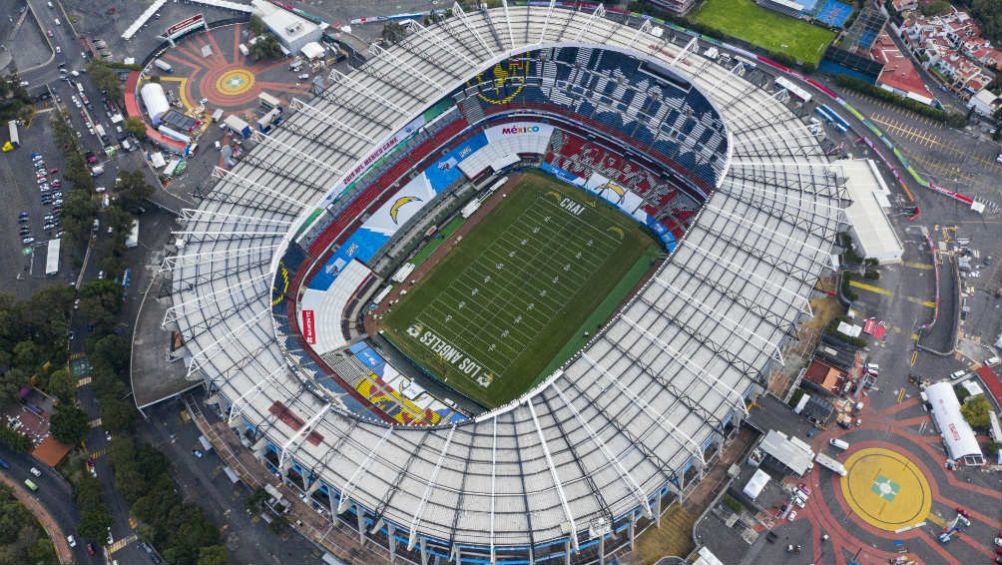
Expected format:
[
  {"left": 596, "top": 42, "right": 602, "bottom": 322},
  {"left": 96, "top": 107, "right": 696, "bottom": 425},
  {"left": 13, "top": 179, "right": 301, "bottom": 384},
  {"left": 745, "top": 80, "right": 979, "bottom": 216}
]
[
  {"left": 297, "top": 259, "right": 373, "bottom": 356},
  {"left": 459, "top": 123, "right": 556, "bottom": 177}
]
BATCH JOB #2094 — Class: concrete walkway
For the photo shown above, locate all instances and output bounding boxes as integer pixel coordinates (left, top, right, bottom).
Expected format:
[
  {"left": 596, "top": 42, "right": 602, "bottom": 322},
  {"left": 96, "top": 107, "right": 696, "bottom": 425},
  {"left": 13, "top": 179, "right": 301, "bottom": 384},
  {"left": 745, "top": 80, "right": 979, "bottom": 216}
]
[{"left": 0, "top": 472, "right": 73, "bottom": 564}]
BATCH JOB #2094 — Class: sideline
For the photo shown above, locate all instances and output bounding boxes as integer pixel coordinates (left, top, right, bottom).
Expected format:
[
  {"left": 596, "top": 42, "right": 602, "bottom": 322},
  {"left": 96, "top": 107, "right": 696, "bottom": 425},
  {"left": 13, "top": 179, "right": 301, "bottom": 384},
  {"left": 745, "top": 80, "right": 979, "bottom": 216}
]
[{"left": 0, "top": 472, "right": 73, "bottom": 564}]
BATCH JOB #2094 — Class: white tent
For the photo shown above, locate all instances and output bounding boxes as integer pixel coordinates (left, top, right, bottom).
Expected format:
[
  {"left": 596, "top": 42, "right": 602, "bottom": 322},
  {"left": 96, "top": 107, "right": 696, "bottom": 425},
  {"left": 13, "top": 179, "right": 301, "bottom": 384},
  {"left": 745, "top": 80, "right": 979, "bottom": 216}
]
[
  {"left": 742, "top": 469, "right": 770, "bottom": 500},
  {"left": 925, "top": 382, "right": 984, "bottom": 465},
  {"left": 301, "top": 41, "right": 325, "bottom": 60}
]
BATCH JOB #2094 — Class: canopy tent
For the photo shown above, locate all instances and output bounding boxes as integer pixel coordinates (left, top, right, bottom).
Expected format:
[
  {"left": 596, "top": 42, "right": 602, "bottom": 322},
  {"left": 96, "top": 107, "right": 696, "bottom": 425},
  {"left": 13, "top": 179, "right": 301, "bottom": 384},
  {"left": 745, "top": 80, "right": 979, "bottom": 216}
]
[
  {"left": 742, "top": 468, "right": 770, "bottom": 500},
  {"left": 925, "top": 382, "right": 984, "bottom": 465}
]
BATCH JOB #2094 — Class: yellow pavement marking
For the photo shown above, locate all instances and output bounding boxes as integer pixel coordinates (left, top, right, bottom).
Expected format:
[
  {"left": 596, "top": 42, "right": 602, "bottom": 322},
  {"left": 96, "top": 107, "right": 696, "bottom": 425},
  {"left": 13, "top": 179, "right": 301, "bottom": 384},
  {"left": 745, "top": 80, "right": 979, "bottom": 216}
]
[
  {"left": 849, "top": 280, "right": 893, "bottom": 296},
  {"left": 842, "top": 448, "right": 932, "bottom": 532},
  {"left": 905, "top": 297, "right": 936, "bottom": 308},
  {"left": 911, "top": 333, "right": 920, "bottom": 341},
  {"left": 88, "top": 447, "right": 106, "bottom": 459},
  {"left": 106, "top": 534, "right": 138, "bottom": 555},
  {"left": 903, "top": 262, "right": 933, "bottom": 270},
  {"left": 76, "top": 376, "right": 92, "bottom": 387},
  {"left": 910, "top": 351, "right": 918, "bottom": 366},
  {"left": 180, "top": 410, "right": 191, "bottom": 424},
  {"left": 897, "top": 387, "right": 907, "bottom": 403},
  {"left": 157, "top": 76, "right": 193, "bottom": 111},
  {"left": 926, "top": 513, "right": 946, "bottom": 527}
]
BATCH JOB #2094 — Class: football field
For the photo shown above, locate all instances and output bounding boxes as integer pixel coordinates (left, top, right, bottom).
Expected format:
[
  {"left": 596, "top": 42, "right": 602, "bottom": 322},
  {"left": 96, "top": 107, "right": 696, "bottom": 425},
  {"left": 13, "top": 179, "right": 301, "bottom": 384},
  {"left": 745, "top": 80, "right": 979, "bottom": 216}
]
[{"left": 380, "top": 172, "right": 659, "bottom": 408}]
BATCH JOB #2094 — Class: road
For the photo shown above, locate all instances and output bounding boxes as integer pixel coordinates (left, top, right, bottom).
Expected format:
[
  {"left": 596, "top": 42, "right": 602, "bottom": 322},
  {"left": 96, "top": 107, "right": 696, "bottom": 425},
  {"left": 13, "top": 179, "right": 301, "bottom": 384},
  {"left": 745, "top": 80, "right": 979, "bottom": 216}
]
[
  {"left": 10, "top": 1, "right": 165, "bottom": 563},
  {"left": 0, "top": 445, "right": 101, "bottom": 564}
]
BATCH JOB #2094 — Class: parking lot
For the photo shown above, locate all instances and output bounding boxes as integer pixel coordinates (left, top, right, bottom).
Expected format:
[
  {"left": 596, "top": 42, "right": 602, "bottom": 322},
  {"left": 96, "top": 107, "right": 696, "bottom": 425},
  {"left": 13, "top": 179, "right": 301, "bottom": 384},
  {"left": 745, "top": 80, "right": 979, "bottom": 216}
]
[
  {"left": 840, "top": 90, "right": 1002, "bottom": 205},
  {"left": 0, "top": 111, "right": 78, "bottom": 298}
]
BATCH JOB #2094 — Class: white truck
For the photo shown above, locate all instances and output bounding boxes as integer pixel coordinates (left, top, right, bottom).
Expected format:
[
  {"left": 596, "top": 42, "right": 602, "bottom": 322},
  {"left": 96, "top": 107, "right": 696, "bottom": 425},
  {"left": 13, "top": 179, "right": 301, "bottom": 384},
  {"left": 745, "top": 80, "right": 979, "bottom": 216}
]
[
  {"left": 153, "top": 59, "right": 173, "bottom": 73},
  {"left": 815, "top": 453, "right": 847, "bottom": 477}
]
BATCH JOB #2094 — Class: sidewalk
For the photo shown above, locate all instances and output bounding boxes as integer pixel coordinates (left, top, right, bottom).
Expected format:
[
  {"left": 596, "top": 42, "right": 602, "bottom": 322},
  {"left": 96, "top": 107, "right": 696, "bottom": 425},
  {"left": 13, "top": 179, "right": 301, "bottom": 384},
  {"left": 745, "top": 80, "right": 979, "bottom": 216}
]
[
  {"left": 0, "top": 473, "right": 73, "bottom": 564},
  {"left": 183, "top": 397, "right": 395, "bottom": 564}
]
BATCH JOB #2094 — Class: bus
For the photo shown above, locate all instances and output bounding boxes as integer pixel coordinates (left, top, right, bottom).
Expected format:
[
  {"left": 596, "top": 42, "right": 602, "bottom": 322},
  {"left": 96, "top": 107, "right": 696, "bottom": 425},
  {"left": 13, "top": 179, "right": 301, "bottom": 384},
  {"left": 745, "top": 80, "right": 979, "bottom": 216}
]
[
  {"left": 8, "top": 120, "right": 18, "bottom": 147},
  {"left": 24, "top": 478, "right": 38, "bottom": 491}
]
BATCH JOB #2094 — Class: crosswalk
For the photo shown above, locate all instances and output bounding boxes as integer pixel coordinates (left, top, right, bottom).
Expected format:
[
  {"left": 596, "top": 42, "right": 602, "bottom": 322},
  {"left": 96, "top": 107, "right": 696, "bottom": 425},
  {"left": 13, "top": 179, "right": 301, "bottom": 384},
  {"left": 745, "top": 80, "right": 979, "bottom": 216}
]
[{"left": 106, "top": 534, "right": 138, "bottom": 555}]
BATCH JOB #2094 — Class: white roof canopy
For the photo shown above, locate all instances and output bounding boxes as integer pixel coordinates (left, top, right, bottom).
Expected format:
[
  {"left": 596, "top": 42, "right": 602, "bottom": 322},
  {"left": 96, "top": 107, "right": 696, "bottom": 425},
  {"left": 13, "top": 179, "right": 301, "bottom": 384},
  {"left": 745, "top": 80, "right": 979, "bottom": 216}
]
[{"left": 925, "top": 382, "right": 983, "bottom": 463}]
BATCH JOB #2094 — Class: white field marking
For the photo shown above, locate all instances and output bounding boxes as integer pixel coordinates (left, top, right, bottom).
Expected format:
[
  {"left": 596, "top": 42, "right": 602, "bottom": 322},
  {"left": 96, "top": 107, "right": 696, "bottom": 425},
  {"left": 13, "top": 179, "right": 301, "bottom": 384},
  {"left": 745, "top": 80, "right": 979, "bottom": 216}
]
[{"left": 411, "top": 193, "right": 625, "bottom": 380}]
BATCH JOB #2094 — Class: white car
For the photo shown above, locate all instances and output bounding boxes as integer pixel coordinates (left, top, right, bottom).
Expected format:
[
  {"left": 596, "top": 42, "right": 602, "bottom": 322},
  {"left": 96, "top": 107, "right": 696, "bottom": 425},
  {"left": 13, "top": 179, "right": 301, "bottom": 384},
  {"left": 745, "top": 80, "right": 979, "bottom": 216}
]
[
  {"left": 66, "top": 535, "right": 76, "bottom": 548},
  {"left": 29, "top": 467, "right": 41, "bottom": 477},
  {"left": 55, "top": 46, "right": 61, "bottom": 54},
  {"left": 787, "top": 510, "right": 798, "bottom": 522}
]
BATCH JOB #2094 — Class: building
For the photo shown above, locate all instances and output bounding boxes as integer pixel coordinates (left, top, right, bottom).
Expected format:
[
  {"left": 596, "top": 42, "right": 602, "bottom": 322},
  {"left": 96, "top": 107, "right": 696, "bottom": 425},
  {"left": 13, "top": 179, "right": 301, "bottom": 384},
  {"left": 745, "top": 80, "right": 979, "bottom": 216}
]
[
  {"left": 646, "top": 0, "right": 700, "bottom": 16},
  {"left": 968, "top": 88, "right": 1001, "bottom": 117},
  {"left": 251, "top": 0, "right": 325, "bottom": 53},
  {"left": 758, "top": 430, "right": 815, "bottom": 476},
  {"left": 925, "top": 382, "right": 984, "bottom": 465},
  {"left": 756, "top": 0, "right": 806, "bottom": 19},
  {"left": 803, "top": 359, "right": 848, "bottom": 396},
  {"left": 871, "top": 32, "right": 935, "bottom": 105},
  {"left": 896, "top": 6, "right": 997, "bottom": 98},
  {"left": 837, "top": 159, "right": 904, "bottom": 264}
]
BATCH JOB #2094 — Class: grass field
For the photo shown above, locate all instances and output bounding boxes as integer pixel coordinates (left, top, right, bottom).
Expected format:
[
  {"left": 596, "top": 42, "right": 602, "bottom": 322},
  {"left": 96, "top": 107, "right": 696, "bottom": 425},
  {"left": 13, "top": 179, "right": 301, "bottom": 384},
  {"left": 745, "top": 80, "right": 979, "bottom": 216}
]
[
  {"left": 691, "top": 0, "right": 835, "bottom": 66},
  {"left": 380, "top": 173, "right": 659, "bottom": 408}
]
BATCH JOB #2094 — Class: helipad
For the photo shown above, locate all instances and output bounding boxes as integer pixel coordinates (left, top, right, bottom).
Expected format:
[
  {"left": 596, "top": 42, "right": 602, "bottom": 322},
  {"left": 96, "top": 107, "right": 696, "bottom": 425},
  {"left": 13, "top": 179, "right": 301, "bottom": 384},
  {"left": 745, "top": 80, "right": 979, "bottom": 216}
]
[{"left": 841, "top": 447, "right": 932, "bottom": 531}]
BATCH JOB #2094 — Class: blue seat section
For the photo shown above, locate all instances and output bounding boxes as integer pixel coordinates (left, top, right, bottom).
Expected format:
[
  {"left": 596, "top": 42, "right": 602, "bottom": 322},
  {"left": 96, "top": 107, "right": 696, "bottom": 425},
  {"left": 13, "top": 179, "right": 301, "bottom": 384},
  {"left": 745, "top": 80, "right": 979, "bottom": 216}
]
[
  {"left": 272, "top": 241, "right": 306, "bottom": 316},
  {"left": 424, "top": 132, "right": 489, "bottom": 191},
  {"left": 466, "top": 47, "right": 728, "bottom": 187},
  {"left": 307, "top": 228, "right": 390, "bottom": 291}
]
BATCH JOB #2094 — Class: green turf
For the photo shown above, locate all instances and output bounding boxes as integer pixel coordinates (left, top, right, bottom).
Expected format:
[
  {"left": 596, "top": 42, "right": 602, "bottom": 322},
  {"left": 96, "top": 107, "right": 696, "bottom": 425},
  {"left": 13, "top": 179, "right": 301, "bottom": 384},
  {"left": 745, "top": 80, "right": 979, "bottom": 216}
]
[
  {"left": 533, "top": 244, "right": 662, "bottom": 388},
  {"left": 691, "top": 0, "right": 835, "bottom": 65},
  {"left": 380, "top": 172, "right": 659, "bottom": 408}
]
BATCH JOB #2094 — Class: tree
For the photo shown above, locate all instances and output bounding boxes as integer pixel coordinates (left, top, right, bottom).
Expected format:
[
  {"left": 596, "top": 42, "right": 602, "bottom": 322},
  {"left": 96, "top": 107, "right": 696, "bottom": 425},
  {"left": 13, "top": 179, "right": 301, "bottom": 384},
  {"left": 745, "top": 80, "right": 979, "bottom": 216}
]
[
  {"left": 961, "top": 395, "right": 991, "bottom": 428},
  {"left": 78, "top": 507, "right": 112, "bottom": 541},
  {"left": 99, "top": 397, "right": 134, "bottom": 433},
  {"left": 49, "top": 405, "right": 89, "bottom": 445},
  {"left": 112, "top": 170, "right": 154, "bottom": 214},
  {"left": 90, "top": 334, "right": 130, "bottom": 374},
  {"left": 0, "top": 425, "right": 31, "bottom": 452},
  {"left": 248, "top": 34, "right": 283, "bottom": 62},
  {"left": 86, "top": 60, "right": 123, "bottom": 102},
  {"left": 197, "top": 545, "right": 228, "bottom": 565},
  {"left": 920, "top": 0, "right": 951, "bottom": 15},
  {"left": 123, "top": 116, "right": 147, "bottom": 140},
  {"left": 0, "top": 368, "right": 28, "bottom": 406},
  {"left": 267, "top": 515, "right": 288, "bottom": 535},
  {"left": 47, "top": 369, "right": 76, "bottom": 402},
  {"left": 248, "top": 15, "right": 266, "bottom": 36},
  {"left": 78, "top": 279, "right": 124, "bottom": 329},
  {"left": 59, "top": 190, "right": 98, "bottom": 248}
]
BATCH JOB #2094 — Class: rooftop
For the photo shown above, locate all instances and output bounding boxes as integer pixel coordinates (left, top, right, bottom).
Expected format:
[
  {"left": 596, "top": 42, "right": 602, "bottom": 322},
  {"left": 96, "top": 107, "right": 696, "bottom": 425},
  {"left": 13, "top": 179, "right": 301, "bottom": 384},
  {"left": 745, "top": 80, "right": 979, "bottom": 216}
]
[{"left": 871, "top": 32, "right": 934, "bottom": 103}]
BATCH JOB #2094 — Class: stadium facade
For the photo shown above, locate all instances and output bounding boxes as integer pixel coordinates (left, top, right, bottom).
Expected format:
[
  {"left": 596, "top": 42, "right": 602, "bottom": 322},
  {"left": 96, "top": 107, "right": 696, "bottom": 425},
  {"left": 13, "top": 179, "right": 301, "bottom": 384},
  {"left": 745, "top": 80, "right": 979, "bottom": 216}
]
[{"left": 163, "top": 4, "right": 844, "bottom": 563}]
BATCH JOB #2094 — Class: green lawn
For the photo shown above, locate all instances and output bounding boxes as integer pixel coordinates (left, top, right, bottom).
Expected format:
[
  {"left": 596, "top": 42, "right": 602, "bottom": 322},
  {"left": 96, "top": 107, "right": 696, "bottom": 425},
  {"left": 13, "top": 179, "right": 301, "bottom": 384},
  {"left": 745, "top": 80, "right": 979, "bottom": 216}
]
[
  {"left": 380, "top": 172, "right": 658, "bottom": 408},
  {"left": 691, "top": 0, "right": 835, "bottom": 65}
]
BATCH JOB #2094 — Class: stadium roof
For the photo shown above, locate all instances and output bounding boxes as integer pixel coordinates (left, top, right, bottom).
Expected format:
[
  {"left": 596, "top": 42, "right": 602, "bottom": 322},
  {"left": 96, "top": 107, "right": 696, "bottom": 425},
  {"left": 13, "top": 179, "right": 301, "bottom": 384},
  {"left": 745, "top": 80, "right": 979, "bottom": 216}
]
[{"left": 161, "top": 5, "right": 843, "bottom": 560}]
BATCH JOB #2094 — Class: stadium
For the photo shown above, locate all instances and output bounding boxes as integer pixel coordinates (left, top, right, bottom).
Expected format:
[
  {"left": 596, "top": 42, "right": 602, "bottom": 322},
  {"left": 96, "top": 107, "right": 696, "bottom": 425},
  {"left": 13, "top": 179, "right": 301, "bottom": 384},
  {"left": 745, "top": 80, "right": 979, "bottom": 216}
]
[{"left": 164, "top": 4, "right": 843, "bottom": 564}]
